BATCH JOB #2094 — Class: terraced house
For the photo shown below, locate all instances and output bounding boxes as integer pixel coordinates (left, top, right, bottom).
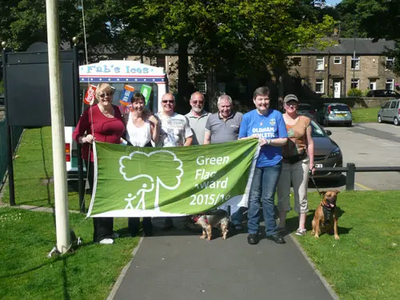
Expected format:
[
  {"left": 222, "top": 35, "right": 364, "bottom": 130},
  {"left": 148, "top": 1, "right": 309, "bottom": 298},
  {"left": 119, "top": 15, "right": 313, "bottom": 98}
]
[{"left": 288, "top": 37, "right": 400, "bottom": 98}]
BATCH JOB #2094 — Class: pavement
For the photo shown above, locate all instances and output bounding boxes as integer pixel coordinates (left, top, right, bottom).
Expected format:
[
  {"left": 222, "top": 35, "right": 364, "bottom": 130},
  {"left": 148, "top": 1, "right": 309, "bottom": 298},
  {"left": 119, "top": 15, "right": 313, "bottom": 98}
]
[{"left": 108, "top": 217, "right": 338, "bottom": 300}]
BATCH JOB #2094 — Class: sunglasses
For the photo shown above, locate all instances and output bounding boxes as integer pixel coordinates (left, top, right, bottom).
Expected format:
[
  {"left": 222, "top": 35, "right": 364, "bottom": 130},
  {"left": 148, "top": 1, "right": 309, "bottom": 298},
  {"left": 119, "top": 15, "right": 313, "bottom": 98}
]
[
  {"left": 162, "top": 100, "right": 174, "bottom": 104},
  {"left": 99, "top": 92, "right": 113, "bottom": 98}
]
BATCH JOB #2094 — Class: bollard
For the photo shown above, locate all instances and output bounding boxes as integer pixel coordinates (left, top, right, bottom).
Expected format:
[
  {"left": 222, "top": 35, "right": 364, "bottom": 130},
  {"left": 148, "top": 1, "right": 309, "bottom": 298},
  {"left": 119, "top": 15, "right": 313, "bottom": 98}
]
[{"left": 346, "top": 163, "right": 356, "bottom": 191}]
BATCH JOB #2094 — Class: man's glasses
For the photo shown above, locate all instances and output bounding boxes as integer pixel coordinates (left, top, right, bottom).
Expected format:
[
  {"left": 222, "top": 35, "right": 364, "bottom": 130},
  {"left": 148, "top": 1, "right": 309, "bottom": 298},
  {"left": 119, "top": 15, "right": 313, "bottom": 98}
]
[
  {"left": 99, "top": 92, "right": 113, "bottom": 98},
  {"left": 162, "top": 100, "right": 174, "bottom": 104}
]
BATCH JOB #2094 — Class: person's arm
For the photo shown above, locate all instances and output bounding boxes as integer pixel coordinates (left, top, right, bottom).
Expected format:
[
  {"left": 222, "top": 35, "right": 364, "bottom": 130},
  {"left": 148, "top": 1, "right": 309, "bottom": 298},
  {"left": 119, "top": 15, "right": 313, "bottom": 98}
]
[
  {"left": 183, "top": 116, "right": 193, "bottom": 146},
  {"left": 204, "top": 130, "right": 211, "bottom": 145},
  {"left": 238, "top": 114, "right": 249, "bottom": 139},
  {"left": 72, "top": 108, "right": 95, "bottom": 144},
  {"left": 148, "top": 114, "right": 160, "bottom": 143},
  {"left": 306, "top": 124, "right": 315, "bottom": 174}
]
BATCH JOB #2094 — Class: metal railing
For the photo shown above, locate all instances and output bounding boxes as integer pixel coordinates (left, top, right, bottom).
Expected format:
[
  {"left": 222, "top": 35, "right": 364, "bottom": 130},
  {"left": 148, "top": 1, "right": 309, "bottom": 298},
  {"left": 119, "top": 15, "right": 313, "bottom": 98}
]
[
  {"left": 315, "top": 163, "right": 400, "bottom": 190},
  {"left": 0, "top": 118, "right": 24, "bottom": 189}
]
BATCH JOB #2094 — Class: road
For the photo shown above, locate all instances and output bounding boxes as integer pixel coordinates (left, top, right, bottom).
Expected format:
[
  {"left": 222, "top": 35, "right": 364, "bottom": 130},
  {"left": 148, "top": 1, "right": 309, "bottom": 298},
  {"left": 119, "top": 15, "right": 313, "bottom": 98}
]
[{"left": 312, "top": 122, "right": 400, "bottom": 191}]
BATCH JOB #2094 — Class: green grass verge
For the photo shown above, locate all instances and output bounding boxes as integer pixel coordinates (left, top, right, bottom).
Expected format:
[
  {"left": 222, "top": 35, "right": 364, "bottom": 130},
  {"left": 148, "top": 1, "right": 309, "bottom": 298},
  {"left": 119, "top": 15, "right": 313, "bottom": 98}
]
[
  {"left": 288, "top": 191, "right": 400, "bottom": 299},
  {"left": 2, "top": 127, "right": 85, "bottom": 211},
  {"left": 0, "top": 207, "right": 138, "bottom": 300},
  {"left": 352, "top": 107, "right": 380, "bottom": 123}
]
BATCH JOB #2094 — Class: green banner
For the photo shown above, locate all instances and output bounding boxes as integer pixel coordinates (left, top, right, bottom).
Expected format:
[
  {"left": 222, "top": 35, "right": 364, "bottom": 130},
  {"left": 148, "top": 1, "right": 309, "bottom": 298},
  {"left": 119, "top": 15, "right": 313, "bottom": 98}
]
[
  {"left": 87, "top": 139, "right": 259, "bottom": 218},
  {"left": 140, "top": 84, "right": 152, "bottom": 105}
]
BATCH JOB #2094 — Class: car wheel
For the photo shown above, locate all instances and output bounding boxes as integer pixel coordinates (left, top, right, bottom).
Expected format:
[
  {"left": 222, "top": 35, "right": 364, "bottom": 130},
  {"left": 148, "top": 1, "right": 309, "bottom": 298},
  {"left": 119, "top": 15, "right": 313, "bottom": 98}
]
[
  {"left": 394, "top": 117, "right": 399, "bottom": 126},
  {"left": 346, "top": 122, "right": 352, "bottom": 127},
  {"left": 378, "top": 115, "right": 382, "bottom": 123}
]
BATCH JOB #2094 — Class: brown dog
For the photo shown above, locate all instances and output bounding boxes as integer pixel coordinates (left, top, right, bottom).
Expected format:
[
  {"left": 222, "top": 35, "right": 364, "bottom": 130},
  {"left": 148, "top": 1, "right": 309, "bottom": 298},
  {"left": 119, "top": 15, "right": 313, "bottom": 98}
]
[
  {"left": 311, "top": 190, "right": 340, "bottom": 240},
  {"left": 193, "top": 210, "right": 229, "bottom": 241}
]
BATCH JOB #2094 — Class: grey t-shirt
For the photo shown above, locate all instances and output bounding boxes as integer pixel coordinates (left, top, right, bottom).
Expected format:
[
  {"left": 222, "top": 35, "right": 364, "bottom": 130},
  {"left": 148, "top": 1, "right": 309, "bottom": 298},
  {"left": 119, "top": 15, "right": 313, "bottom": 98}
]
[
  {"left": 157, "top": 112, "right": 193, "bottom": 147},
  {"left": 185, "top": 110, "right": 211, "bottom": 145},
  {"left": 205, "top": 111, "right": 243, "bottom": 143}
]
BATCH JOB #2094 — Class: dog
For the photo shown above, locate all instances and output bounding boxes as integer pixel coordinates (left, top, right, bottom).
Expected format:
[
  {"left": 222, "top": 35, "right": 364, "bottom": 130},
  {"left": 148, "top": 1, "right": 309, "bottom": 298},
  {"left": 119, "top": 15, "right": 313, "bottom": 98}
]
[
  {"left": 311, "top": 190, "right": 340, "bottom": 240},
  {"left": 193, "top": 209, "right": 229, "bottom": 241}
]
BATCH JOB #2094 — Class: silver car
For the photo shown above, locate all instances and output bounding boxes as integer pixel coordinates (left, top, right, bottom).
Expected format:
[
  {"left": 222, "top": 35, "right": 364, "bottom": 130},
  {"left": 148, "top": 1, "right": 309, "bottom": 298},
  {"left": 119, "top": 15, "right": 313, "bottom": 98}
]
[
  {"left": 318, "top": 103, "right": 352, "bottom": 127},
  {"left": 377, "top": 99, "right": 400, "bottom": 126}
]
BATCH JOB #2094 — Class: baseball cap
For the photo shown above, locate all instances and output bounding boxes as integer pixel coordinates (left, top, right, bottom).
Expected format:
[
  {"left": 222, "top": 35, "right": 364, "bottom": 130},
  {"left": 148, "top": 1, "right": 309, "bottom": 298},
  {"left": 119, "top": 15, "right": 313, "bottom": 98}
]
[{"left": 283, "top": 94, "right": 299, "bottom": 103}]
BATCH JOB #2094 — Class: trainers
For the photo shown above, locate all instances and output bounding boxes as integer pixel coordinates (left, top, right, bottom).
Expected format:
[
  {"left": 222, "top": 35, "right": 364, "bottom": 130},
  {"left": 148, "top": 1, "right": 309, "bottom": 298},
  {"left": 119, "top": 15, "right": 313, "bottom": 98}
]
[
  {"left": 99, "top": 238, "right": 114, "bottom": 244},
  {"left": 295, "top": 228, "right": 307, "bottom": 236}
]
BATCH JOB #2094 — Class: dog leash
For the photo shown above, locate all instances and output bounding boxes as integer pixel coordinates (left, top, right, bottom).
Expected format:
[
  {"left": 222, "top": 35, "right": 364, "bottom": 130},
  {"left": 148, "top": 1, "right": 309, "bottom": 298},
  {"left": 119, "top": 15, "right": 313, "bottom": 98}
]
[{"left": 309, "top": 170, "right": 321, "bottom": 194}]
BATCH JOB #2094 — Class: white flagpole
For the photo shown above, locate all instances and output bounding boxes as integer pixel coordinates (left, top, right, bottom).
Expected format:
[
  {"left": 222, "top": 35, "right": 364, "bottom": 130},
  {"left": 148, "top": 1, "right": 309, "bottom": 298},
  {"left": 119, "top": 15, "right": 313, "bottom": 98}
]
[{"left": 46, "top": 0, "right": 70, "bottom": 253}]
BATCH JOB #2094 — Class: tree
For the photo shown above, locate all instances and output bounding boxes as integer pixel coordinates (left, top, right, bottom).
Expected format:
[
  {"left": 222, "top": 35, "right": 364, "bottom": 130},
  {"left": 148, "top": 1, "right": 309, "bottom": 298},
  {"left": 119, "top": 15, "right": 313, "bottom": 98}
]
[{"left": 337, "top": 0, "right": 400, "bottom": 74}]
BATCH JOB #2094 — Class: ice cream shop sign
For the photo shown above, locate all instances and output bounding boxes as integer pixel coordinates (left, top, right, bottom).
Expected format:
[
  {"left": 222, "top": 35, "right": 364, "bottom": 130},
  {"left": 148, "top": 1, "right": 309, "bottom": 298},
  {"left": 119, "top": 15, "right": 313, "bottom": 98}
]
[{"left": 80, "top": 60, "right": 164, "bottom": 76}]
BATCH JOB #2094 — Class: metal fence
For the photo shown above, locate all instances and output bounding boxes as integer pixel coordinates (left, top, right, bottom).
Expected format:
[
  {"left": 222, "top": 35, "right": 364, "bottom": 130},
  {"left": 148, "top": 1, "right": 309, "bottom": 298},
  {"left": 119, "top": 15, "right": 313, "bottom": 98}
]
[
  {"left": 315, "top": 163, "right": 400, "bottom": 190},
  {"left": 0, "top": 118, "right": 24, "bottom": 187}
]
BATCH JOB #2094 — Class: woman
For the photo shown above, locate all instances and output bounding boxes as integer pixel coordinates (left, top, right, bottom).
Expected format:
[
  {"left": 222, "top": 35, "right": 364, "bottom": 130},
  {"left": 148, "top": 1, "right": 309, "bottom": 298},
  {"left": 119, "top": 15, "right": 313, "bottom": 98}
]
[
  {"left": 72, "top": 83, "right": 125, "bottom": 245},
  {"left": 277, "top": 94, "right": 315, "bottom": 236},
  {"left": 239, "top": 86, "right": 288, "bottom": 245},
  {"left": 124, "top": 93, "right": 159, "bottom": 236}
]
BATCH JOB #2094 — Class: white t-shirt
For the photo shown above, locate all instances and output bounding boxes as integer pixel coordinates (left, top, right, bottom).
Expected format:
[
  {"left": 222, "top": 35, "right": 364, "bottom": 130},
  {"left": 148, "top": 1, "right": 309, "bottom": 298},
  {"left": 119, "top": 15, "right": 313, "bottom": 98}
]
[
  {"left": 126, "top": 113, "right": 152, "bottom": 147},
  {"left": 157, "top": 112, "right": 192, "bottom": 147}
]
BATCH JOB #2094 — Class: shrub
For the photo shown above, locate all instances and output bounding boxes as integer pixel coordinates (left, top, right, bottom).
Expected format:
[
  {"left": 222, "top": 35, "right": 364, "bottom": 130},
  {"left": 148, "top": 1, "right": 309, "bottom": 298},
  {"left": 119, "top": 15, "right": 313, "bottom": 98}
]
[{"left": 347, "top": 88, "right": 363, "bottom": 97}]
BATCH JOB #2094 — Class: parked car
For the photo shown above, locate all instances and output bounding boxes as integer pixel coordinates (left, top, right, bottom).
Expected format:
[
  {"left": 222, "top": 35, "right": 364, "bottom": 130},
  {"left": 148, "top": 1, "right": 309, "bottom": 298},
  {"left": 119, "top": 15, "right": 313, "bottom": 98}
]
[
  {"left": 297, "top": 103, "right": 316, "bottom": 117},
  {"left": 366, "top": 89, "right": 400, "bottom": 97},
  {"left": 377, "top": 99, "right": 400, "bottom": 125},
  {"left": 309, "top": 117, "right": 343, "bottom": 180},
  {"left": 317, "top": 103, "right": 352, "bottom": 127}
]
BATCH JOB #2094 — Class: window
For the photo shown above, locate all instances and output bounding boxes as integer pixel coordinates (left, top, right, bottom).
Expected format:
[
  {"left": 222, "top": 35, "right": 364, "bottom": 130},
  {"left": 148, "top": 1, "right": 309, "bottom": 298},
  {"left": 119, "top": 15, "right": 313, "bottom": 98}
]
[
  {"left": 351, "top": 79, "right": 360, "bottom": 89},
  {"left": 386, "top": 79, "right": 394, "bottom": 90},
  {"left": 386, "top": 57, "right": 394, "bottom": 70},
  {"left": 196, "top": 81, "right": 207, "bottom": 94},
  {"left": 316, "top": 56, "right": 324, "bottom": 70},
  {"left": 383, "top": 102, "right": 390, "bottom": 109},
  {"left": 292, "top": 57, "right": 301, "bottom": 66},
  {"left": 315, "top": 79, "right": 324, "bottom": 93},
  {"left": 333, "top": 57, "right": 342, "bottom": 64},
  {"left": 390, "top": 100, "right": 398, "bottom": 109},
  {"left": 369, "top": 79, "right": 376, "bottom": 90},
  {"left": 351, "top": 56, "right": 360, "bottom": 70}
]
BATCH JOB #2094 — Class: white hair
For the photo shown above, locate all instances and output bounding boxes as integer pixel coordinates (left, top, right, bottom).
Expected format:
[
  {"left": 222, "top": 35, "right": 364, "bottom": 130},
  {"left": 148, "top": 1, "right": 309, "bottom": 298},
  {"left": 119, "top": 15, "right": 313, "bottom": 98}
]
[{"left": 217, "top": 94, "right": 233, "bottom": 106}]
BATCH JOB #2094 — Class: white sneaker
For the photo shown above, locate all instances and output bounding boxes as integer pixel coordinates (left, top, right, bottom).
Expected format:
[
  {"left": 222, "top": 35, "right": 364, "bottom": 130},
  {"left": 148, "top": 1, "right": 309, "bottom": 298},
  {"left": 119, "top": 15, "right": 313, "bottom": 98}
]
[
  {"left": 99, "top": 238, "right": 114, "bottom": 244},
  {"left": 295, "top": 228, "right": 307, "bottom": 236}
]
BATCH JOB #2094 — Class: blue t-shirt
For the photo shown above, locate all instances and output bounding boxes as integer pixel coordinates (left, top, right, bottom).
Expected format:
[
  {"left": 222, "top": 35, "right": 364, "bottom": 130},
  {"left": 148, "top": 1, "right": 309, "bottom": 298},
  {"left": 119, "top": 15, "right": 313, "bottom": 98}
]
[{"left": 239, "top": 109, "right": 288, "bottom": 167}]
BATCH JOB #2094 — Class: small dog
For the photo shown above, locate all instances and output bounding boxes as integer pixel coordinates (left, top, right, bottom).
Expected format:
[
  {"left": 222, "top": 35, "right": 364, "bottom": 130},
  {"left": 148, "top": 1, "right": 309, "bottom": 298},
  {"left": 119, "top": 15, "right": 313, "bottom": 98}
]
[
  {"left": 193, "top": 209, "right": 229, "bottom": 241},
  {"left": 311, "top": 190, "right": 340, "bottom": 240}
]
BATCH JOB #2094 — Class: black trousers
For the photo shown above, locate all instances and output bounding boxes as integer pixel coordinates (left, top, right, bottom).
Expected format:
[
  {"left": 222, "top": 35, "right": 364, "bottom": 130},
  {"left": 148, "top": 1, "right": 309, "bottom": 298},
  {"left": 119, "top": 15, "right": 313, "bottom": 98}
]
[
  {"left": 128, "top": 217, "right": 153, "bottom": 236},
  {"left": 85, "top": 160, "right": 114, "bottom": 242}
]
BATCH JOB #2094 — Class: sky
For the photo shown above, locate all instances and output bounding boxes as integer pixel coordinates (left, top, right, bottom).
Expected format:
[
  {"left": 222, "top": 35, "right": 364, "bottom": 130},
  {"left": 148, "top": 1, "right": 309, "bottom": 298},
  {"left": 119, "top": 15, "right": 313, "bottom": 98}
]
[{"left": 325, "top": 0, "right": 342, "bottom": 5}]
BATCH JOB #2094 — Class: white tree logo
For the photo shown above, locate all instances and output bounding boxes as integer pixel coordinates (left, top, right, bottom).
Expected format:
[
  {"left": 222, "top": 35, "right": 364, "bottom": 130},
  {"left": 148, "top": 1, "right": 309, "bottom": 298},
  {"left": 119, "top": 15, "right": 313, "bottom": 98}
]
[{"left": 119, "top": 150, "right": 184, "bottom": 211}]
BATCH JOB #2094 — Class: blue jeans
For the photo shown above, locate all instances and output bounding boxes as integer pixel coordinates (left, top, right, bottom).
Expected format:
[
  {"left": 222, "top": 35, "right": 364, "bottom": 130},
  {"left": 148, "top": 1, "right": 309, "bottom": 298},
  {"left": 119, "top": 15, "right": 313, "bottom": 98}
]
[{"left": 247, "top": 163, "right": 282, "bottom": 236}]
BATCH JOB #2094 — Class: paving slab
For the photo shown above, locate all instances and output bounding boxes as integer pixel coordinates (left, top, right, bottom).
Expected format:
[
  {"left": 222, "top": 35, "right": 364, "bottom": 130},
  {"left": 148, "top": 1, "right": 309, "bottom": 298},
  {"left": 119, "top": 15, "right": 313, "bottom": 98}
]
[{"left": 111, "top": 218, "right": 337, "bottom": 300}]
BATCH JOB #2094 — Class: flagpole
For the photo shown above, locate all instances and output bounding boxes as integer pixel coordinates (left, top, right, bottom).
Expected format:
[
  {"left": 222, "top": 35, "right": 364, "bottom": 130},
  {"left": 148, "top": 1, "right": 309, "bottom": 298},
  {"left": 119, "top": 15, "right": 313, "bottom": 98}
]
[{"left": 46, "top": 0, "right": 70, "bottom": 253}]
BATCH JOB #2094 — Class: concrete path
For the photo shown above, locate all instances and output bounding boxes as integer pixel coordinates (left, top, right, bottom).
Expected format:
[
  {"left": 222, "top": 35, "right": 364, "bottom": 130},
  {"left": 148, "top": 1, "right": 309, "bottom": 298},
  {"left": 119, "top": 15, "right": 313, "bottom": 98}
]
[{"left": 109, "top": 218, "right": 338, "bottom": 300}]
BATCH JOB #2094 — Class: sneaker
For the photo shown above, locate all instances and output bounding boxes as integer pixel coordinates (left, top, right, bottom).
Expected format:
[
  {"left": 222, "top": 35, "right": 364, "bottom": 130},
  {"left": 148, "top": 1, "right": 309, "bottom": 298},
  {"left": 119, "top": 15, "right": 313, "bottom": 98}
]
[
  {"left": 295, "top": 228, "right": 307, "bottom": 236},
  {"left": 99, "top": 238, "right": 114, "bottom": 244}
]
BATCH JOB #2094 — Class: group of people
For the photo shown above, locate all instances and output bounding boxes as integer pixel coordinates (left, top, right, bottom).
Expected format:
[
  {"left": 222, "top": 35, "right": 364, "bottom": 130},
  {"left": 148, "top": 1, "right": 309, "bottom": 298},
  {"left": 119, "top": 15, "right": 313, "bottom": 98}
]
[{"left": 73, "top": 83, "right": 315, "bottom": 246}]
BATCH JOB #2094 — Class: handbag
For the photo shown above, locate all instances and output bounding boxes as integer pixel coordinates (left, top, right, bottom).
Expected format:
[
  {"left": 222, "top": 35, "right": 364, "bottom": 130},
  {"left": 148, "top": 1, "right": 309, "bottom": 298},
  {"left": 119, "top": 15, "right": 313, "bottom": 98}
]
[{"left": 284, "top": 149, "right": 307, "bottom": 164}]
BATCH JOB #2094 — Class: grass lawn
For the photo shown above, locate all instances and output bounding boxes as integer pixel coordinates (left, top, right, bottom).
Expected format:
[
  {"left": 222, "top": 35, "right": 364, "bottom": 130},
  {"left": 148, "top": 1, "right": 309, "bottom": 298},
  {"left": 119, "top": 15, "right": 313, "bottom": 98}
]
[
  {"left": 0, "top": 207, "right": 138, "bottom": 300},
  {"left": 1, "top": 127, "right": 400, "bottom": 299},
  {"left": 288, "top": 190, "right": 400, "bottom": 299},
  {"left": 352, "top": 107, "right": 380, "bottom": 123}
]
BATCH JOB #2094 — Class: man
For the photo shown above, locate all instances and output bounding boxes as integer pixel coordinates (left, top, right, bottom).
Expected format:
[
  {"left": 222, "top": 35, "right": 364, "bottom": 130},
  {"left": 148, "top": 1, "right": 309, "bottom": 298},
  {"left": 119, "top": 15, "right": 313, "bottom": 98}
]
[
  {"left": 239, "top": 86, "right": 288, "bottom": 245},
  {"left": 185, "top": 92, "right": 210, "bottom": 145},
  {"left": 157, "top": 93, "right": 193, "bottom": 229},
  {"left": 204, "top": 94, "right": 244, "bottom": 231}
]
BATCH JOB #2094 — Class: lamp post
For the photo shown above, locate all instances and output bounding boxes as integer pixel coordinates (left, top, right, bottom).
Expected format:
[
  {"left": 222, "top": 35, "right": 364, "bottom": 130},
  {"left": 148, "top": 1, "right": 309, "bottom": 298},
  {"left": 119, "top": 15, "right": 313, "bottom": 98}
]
[{"left": 352, "top": 16, "right": 357, "bottom": 92}]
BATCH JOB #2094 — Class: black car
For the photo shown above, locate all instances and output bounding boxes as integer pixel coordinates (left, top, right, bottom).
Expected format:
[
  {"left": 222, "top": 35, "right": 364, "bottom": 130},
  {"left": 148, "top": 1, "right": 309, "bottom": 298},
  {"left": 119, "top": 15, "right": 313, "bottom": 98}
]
[
  {"left": 297, "top": 103, "right": 316, "bottom": 117},
  {"left": 366, "top": 90, "right": 399, "bottom": 97},
  {"left": 309, "top": 117, "right": 343, "bottom": 180}
]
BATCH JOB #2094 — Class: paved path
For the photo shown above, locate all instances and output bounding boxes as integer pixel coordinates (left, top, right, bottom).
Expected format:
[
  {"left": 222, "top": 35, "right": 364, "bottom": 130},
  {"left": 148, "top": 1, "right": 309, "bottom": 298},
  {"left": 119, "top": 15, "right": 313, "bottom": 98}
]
[{"left": 110, "top": 218, "right": 337, "bottom": 300}]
